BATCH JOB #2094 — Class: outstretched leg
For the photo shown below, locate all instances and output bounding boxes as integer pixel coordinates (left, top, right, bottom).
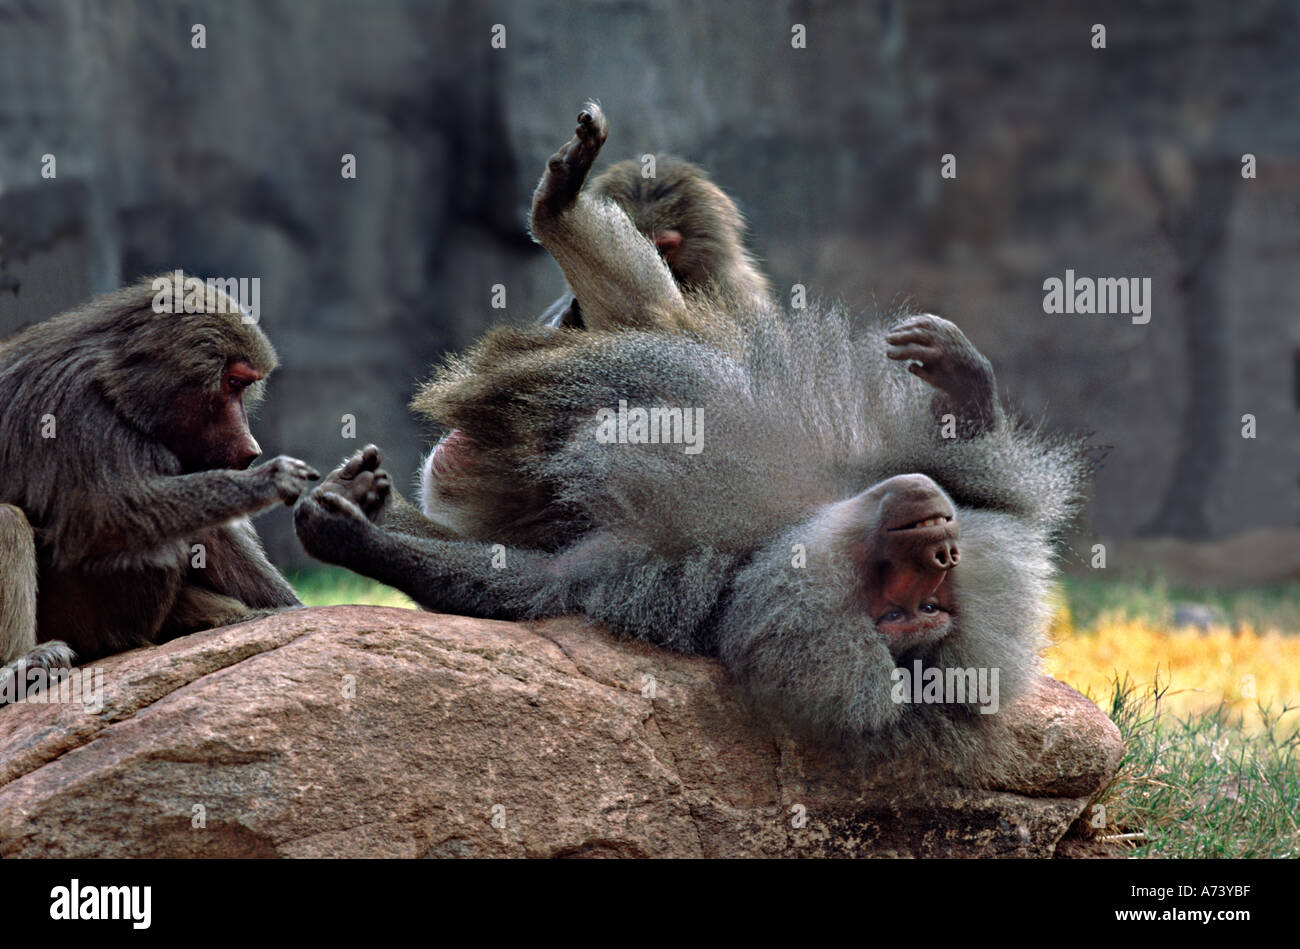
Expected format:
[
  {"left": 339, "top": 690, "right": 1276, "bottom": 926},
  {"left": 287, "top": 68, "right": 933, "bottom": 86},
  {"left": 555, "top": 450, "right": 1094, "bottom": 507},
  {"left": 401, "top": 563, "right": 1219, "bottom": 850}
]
[
  {"left": 529, "top": 103, "right": 688, "bottom": 332},
  {"left": 294, "top": 478, "right": 557, "bottom": 620}
]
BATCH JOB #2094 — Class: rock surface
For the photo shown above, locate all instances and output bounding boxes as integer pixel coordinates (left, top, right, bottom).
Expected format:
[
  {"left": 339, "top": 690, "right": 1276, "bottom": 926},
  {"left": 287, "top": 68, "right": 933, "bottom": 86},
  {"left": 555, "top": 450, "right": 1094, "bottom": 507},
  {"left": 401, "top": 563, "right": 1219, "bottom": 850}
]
[{"left": 0, "top": 606, "right": 1121, "bottom": 858}]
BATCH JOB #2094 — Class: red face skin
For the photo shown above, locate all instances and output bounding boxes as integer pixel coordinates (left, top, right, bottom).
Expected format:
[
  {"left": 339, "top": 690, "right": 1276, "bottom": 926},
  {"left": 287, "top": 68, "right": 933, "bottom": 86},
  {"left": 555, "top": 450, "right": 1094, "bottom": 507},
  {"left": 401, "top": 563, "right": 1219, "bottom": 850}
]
[
  {"left": 868, "top": 564, "right": 958, "bottom": 656},
  {"left": 847, "top": 474, "right": 962, "bottom": 656},
  {"left": 162, "top": 359, "right": 263, "bottom": 473}
]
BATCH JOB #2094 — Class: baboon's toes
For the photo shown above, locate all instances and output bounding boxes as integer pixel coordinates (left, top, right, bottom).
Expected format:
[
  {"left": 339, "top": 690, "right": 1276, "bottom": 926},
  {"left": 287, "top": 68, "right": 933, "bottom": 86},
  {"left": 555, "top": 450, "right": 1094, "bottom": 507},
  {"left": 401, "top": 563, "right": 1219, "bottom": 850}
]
[
  {"left": 574, "top": 103, "right": 608, "bottom": 151},
  {"left": 29, "top": 641, "right": 75, "bottom": 672}
]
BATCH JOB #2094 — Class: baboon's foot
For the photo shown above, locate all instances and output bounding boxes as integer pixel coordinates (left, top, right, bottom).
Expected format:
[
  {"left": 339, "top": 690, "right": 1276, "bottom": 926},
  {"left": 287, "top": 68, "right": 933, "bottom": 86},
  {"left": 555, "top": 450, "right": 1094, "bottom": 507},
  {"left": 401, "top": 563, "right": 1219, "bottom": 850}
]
[
  {"left": 319, "top": 444, "right": 391, "bottom": 522},
  {"left": 534, "top": 102, "right": 609, "bottom": 218},
  {"left": 0, "top": 640, "right": 75, "bottom": 705}
]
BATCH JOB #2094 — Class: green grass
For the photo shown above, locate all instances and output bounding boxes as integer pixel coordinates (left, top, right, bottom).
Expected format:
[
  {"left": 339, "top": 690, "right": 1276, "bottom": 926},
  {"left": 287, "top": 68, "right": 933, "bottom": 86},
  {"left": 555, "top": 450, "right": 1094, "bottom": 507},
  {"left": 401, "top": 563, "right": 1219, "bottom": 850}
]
[
  {"left": 1060, "top": 574, "right": 1300, "bottom": 633},
  {"left": 1076, "top": 673, "right": 1299, "bottom": 857},
  {"left": 1054, "top": 576, "right": 1299, "bottom": 856},
  {"left": 288, "top": 567, "right": 416, "bottom": 609}
]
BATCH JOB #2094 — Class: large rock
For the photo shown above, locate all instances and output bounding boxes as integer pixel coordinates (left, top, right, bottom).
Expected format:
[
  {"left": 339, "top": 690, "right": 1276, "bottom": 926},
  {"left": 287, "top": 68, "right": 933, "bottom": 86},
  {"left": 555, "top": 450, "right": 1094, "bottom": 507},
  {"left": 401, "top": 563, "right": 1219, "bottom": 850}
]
[{"left": 0, "top": 606, "right": 1120, "bottom": 858}]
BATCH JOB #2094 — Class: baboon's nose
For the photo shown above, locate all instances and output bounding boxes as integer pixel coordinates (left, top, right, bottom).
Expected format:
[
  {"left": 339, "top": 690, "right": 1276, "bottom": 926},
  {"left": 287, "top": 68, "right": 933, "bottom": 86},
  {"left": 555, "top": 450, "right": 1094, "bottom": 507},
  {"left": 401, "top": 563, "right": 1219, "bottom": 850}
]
[
  {"left": 929, "top": 542, "right": 960, "bottom": 570},
  {"left": 237, "top": 435, "right": 262, "bottom": 469}
]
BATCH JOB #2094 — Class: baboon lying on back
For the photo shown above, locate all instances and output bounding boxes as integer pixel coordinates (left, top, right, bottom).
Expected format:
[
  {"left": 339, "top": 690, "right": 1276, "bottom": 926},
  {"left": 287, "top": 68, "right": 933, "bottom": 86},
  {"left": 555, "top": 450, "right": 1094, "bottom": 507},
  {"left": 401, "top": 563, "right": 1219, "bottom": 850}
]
[
  {"left": 0, "top": 275, "right": 317, "bottom": 699},
  {"left": 295, "top": 105, "right": 1087, "bottom": 777}
]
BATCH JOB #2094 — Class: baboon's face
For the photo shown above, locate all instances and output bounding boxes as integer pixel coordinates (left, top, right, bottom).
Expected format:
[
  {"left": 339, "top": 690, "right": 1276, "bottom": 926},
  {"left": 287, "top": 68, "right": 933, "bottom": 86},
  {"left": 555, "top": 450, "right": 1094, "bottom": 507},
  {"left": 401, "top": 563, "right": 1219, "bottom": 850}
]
[
  {"left": 627, "top": 182, "right": 727, "bottom": 287},
  {"left": 842, "top": 474, "right": 961, "bottom": 656},
  {"left": 596, "top": 163, "right": 738, "bottom": 290},
  {"left": 158, "top": 358, "right": 264, "bottom": 473}
]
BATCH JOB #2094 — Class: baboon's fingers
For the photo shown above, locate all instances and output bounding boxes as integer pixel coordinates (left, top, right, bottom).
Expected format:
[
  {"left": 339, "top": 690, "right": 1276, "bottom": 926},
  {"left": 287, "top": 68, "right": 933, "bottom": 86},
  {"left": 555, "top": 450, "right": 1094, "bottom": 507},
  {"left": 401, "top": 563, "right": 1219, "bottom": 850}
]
[
  {"left": 366, "top": 472, "right": 392, "bottom": 504},
  {"left": 886, "top": 342, "right": 942, "bottom": 363},
  {"left": 352, "top": 471, "right": 390, "bottom": 522},
  {"left": 349, "top": 469, "right": 383, "bottom": 500},
  {"left": 885, "top": 327, "right": 942, "bottom": 346},
  {"left": 905, "top": 362, "right": 941, "bottom": 383},
  {"left": 317, "top": 490, "right": 366, "bottom": 520},
  {"left": 574, "top": 102, "right": 608, "bottom": 148},
  {"left": 276, "top": 457, "right": 320, "bottom": 481},
  {"left": 339, "top": 444, "right": 381, "bottom": 480},
  {"left": 24, "top": 640, "right": 75, "bottom": 671},
  {"left": 888, "top": 315, "right": 970, "bottom": 354},
  {"left": 890, "top": 313, "right": 955, "bottom": 331},
  {"left": 0, "top": 641, "right": 76, "bottom": 707},
  {"left": 537, "top": 101, "right": 608, "bottom": 217}
]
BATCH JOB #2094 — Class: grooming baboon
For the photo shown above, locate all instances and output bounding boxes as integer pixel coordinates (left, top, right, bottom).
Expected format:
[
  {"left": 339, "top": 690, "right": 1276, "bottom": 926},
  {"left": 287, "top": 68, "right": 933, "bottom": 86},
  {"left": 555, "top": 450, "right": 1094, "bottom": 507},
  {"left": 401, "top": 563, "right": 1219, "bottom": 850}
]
[
  {"left": 295, "top": 104, "right": 1088, "bottom": 777},
  {"left": 0, "top": 275, "right": 317, "bottom": 699}
]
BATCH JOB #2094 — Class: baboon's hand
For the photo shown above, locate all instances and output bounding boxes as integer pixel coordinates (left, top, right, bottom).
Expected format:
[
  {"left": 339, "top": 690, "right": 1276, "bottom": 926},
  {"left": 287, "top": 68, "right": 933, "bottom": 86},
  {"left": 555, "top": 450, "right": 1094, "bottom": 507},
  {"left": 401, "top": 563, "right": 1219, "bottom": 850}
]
[
  {"left": 886, "top": 314, "right": 998, "bottom": 426},
  {"left": 294, "top": 487, "right": 379, "bottom": 567},
  {"left": 252, "top": 455, "right": 320, "bottom": 506},
  {"left": 533, "top": 102, "right": 609, "bottom": 219},
  {"left": 317, "top": 444, "right": 392, "bottom": 522}
]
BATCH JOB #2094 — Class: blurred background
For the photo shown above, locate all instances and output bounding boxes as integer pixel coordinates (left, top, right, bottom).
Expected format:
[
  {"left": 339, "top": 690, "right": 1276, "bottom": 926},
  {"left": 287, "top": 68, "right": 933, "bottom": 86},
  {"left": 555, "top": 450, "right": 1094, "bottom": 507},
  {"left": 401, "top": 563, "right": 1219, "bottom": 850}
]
[{"left": 1, "top": 0, "right": 1296, "bottom": 586}]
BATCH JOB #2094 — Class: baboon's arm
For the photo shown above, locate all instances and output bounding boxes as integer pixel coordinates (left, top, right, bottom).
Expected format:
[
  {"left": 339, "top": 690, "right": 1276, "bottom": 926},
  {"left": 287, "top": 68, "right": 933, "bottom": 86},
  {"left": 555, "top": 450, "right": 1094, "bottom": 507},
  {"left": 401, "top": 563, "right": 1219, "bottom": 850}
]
[
  {"left": 886, "top": 314, "right": 1003, "bottom": 437},
  {"left": 376, "top": 488, "right": 459, "bottom": 540},
  {"left": 64, "top": 457, "right": 314, "bottom": 565},
  {"left": 188, "top": 518, "right": 302, "bottom": 609}
]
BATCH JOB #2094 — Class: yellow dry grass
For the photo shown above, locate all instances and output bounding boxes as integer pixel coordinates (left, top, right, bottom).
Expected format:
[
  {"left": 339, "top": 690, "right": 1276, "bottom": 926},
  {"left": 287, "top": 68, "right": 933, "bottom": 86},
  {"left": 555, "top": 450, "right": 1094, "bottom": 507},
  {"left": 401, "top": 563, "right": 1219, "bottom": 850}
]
[{"left": 1045, "top": 603, "right": 1300, "bottom": 735}]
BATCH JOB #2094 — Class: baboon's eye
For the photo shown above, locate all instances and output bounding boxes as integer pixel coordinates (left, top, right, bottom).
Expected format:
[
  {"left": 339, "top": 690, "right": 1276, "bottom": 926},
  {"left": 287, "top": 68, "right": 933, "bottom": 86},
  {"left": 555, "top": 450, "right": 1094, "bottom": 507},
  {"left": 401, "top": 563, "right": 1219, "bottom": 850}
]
[
  {"left": 225, "top": 362, "right": 261, "bottom": 393},
  {"left": 920, "top": 601, "right": 940, "bottom": 614},
  {"left": 879, "top": 608, "right": 906, "bottom": 624}
]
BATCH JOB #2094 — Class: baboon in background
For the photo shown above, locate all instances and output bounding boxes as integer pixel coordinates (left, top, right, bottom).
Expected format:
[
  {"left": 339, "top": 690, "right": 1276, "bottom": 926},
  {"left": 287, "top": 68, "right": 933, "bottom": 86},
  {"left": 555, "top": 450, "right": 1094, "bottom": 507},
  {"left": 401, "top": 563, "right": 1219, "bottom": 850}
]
[
  {"left": 0, "top": 275, "right": 317, "bottom": 698},
  {"left": 529, "top": 104, "right": 773, "bottom": 341},
  {"left": 536, "top": 151, "right": 772, "bottom": 330},
  {"left": 376, "top": 104, "right": 777, "bottom": 544},
  {"left": 295, "top": 104, "right": 1089, "bottom": 778}
]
